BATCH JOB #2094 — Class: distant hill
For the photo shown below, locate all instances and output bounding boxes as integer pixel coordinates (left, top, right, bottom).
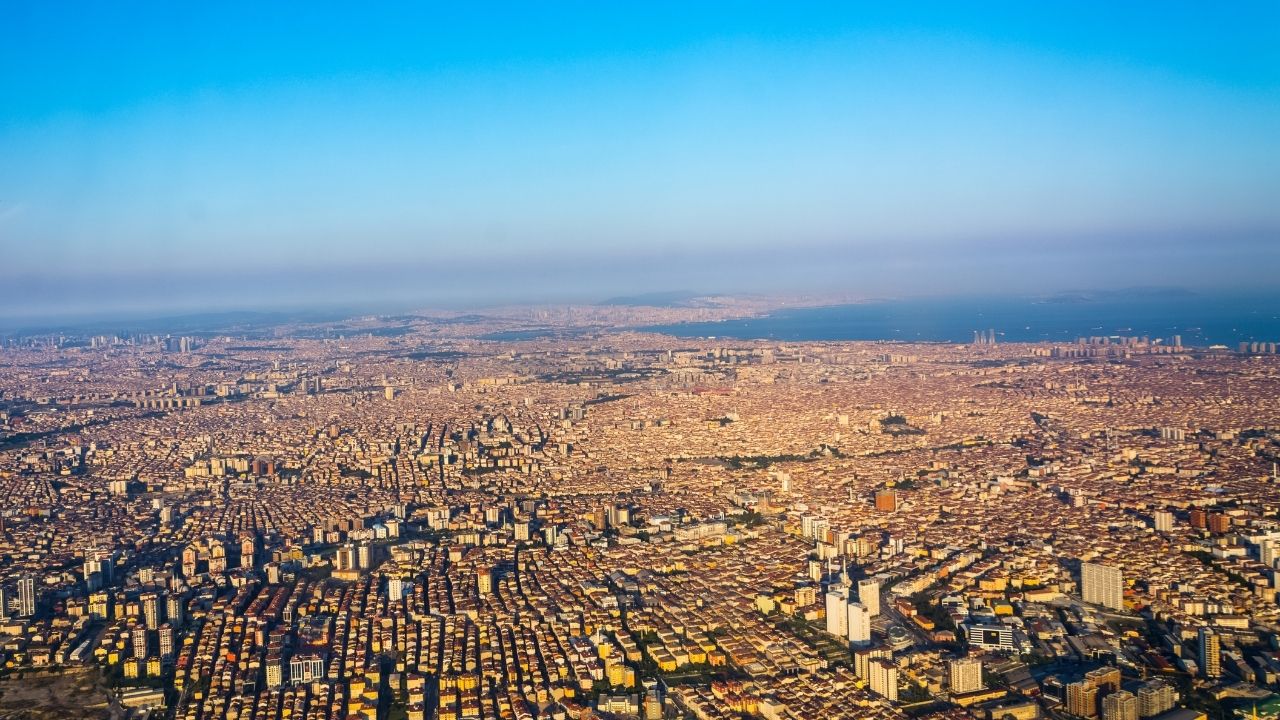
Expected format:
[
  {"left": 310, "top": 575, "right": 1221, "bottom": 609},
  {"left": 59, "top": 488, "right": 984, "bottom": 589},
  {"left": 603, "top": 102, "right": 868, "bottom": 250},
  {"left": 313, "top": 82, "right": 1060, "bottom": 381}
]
[{"left": 1038, "top": 286, "right": 1197, "bottom": 304}]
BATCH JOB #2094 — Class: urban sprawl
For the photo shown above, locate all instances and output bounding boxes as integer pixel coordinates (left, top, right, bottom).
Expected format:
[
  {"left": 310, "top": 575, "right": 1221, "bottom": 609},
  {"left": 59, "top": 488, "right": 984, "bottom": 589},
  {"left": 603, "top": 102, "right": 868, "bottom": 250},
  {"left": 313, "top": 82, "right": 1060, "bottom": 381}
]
[{"left": 2, "top": 306, "right": 1279, "bottom": 720}]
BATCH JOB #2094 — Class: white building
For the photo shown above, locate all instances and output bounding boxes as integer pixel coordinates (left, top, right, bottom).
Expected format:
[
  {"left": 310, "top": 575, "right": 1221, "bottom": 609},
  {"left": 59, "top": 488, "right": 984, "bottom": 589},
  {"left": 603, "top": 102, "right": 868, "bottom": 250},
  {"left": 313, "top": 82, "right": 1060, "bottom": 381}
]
[
  {"left": 847, "top": 602, "right": 871, "bottom": 646},
  {"left": 825, "top": 589, "right": 848, "bottom": 637},
  {"left": 858, "top": 578, "right": 881, "bottom": 616},
  {"left": 1081, "top": 561, "right": 1124, "bottom": 611},
  {"left": 869, "top": 658, "right": 898, "bottom": 701},
  {"left": 948, "top": 657, "right": 983, "bottom": 694}
]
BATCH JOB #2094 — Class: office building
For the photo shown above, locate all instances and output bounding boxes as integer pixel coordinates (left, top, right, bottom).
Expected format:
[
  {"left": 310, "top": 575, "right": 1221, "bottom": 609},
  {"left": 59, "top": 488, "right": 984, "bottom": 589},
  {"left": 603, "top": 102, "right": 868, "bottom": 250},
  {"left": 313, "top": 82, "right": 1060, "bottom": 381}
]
[
  {"left": 1081, "top": 562, "right": 1124, "bottom": 611},
  {"left": 965, "top": 623, "right": 1014, "bottom": 651}
]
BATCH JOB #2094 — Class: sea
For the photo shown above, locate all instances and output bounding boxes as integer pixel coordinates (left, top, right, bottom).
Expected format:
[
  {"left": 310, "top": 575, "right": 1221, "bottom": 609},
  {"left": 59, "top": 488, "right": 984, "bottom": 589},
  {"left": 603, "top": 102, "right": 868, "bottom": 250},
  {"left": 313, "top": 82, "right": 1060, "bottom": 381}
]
[{"left": 640, "top": 292, "right": 1280, "bottom": 346}]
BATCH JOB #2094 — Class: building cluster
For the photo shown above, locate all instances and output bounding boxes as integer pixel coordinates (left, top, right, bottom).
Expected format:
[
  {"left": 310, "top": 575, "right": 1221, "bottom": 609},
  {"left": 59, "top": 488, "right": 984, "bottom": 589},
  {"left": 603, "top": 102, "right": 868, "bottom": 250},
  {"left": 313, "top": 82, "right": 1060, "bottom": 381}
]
[{"left": 1, "top": 315, "right": 1279, "bottom": 719}]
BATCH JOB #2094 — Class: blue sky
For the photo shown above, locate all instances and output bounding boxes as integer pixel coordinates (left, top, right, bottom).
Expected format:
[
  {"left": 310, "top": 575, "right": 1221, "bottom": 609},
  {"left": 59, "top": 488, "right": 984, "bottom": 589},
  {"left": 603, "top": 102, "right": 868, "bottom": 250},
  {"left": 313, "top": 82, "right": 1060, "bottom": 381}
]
[{"left": 2, "top": 2, "right": 1278, "bottom": 317}]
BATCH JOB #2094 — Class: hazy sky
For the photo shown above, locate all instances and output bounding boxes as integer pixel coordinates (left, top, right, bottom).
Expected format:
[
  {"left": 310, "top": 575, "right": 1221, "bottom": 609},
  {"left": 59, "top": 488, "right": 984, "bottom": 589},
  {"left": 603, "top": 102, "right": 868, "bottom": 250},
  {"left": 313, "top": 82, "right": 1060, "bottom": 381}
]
[{"left": 2, "top": 2, "right": 1279, "bottom": 318}]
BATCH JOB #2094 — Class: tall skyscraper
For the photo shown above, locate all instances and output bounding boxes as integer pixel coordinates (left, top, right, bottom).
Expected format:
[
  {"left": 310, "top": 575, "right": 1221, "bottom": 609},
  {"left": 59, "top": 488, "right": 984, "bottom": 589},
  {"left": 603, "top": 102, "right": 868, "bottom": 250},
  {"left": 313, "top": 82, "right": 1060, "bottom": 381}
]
[
  {"left": 948, "top": 657, "right": 984, "bottom": 694},
  {"left": 858, "top": 578, "right": 881, "bottom": 617},
  {"left": 847, "top": 602, "right": 871, "bottom": 647},
  {"left": 17, "top": 576, "right": 36, "bottom": 617},
  {"left": 0, "top": 587, "right": 9, "bottom": 619},
  {"left": 1081, "top": 561, "right": 1124, "bottom": 610},
  {"left": 1198, "top": 627, "right": 1221, "bottom": 678}
]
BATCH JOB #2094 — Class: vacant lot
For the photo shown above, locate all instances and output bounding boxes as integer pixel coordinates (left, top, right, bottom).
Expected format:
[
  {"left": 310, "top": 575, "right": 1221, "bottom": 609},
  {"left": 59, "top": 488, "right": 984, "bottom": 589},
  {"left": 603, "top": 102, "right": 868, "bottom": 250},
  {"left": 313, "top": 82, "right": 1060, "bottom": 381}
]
[{"left": 0, "top": 667, "right": 119, "bottom": 719}]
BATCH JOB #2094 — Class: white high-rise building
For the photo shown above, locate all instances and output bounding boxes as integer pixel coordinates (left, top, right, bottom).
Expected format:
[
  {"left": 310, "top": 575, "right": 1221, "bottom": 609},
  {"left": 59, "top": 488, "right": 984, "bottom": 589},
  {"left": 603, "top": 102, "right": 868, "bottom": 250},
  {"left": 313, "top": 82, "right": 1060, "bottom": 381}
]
[
  {"left": 1152, "top": 510, "right": 1174, "bottom": 533},
  {"left": 17, "top": 576, "right": 36, "bottom": 617},
  {"left": 388, "top": 576, "right": 409, "bottom": 600},
  {"left": 1259, "top": 535, "right": 1280, "bottom": 568},
  {"left": 847, "top": 602, "right": 871, "bottom": 646},
  {"left": 1103, "top": 690, "right": 1139, "bottom": 720},
  {"left": 1081, "top": 561, "right": 1124, "bottom": 610},
  {"left": 1137, "top": 679, "right": 1177, "bottom": 717},
  {"left": 825, "top": 590, "right": 848, "bottom": 637},
  {"left": 948, "top": 657, "right": 983, "bottom": 694},
  {"left": 858, "top": 578, "right": 881, "bottom": 617},
  {"left": 869, "top": 658, "right": 898, "bottom": 701},
  {"left": 158, "top": 624, "right": 175, "bottom": 658}
]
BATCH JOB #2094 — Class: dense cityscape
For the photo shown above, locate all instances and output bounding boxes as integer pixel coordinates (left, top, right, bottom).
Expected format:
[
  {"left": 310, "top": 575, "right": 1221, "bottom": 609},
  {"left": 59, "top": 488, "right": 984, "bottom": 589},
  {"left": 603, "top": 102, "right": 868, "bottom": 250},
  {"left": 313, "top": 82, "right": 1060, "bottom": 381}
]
[
  {"left": 5, "top": 3, "right": 1278, "bottom": 719},
  {"left": 1, "top": 306, "right": 1279, "bottom": 720}
]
